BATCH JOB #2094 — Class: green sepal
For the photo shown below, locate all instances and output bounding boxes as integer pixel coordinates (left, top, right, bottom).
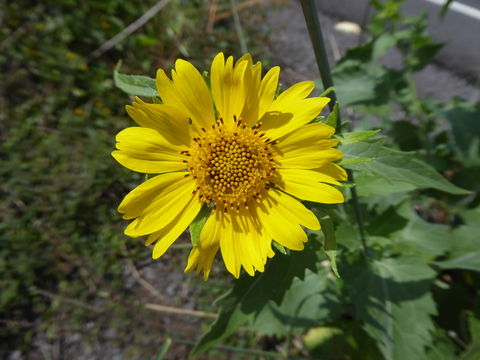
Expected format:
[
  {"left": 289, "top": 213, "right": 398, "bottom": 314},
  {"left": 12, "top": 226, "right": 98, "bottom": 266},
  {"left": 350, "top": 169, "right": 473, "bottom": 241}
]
[
  {"left": 189, "top": 204, "right": 211, "bottom": 246},
  {"left": 324, "top": 102, "right": 339, "bottom": 128},
  {"left": 152, "top": 96, "right": 162, "bottom": 104},
  {"left": 272, "top": 241, "right": 287, "bottom": 254},
  {"left": 318, "top": 214, "right": 340, "bottom": 277}
]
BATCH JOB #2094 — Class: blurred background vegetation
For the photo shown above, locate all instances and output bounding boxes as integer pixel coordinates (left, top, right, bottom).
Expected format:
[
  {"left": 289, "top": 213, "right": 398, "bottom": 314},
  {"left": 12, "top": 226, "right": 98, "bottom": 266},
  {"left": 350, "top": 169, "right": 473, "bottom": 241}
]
[
  {"left": 1, "top": 0, "right": 480, "bottom": 359},
  {"left": 1, "top": 0, "right": 270, "bottom": 358}
]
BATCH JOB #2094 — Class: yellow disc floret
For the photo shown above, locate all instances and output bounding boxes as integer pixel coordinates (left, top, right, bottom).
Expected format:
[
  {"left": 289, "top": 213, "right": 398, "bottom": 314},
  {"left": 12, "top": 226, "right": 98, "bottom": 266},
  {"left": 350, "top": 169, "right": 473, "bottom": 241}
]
[{"left": 186, "top": 117, "right": 277, "bottom": 212}]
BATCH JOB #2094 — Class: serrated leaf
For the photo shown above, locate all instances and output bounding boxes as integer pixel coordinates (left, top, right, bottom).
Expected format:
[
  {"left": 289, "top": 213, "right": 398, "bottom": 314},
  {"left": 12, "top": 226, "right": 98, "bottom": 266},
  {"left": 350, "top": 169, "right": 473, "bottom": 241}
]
[
  {"left": 333, "top": 61, "right": 395, "bottom": 108},
  {"left": 436, "top": 254, "right": 480, "bottom": 272},
  {"left": 372, "top": 33, "right": 399, "bottom": 60},
  {"left": 443, "top": 98, "right": 480, "bottom": 166},
  {"left": 337, "top": 130, "right": 381, "bottom": 145},
  {"left": 435, "top": 206, "right": 480, "bottom": 271},
  {"left": 344, "top": 257, "right": 437, "bottom": 360},
  {"left": 191, "top": 239, "right": 320, "bottom": 356},
  {"left": 382, "top": 204, "right": 452, "bottom": 259},
  {"left": 114, "top": 62, "right": 158, "bottom": 97},
  {"left": 355, "top": 172, "right": 417, "bottom": 196},
  {"left": 189, "top": 205, "right": 211, "bottom": 246},
  {"left": 251, "top": 268, "right": 341, "bottom": 337},
  {"left": 341, "top": 141, "right": 469, "bottom": 195}
]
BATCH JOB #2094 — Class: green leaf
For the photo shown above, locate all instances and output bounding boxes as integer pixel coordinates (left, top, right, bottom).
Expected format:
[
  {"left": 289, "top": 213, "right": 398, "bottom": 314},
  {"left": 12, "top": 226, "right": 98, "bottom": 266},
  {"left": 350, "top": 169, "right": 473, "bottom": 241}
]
[
  {"left": 155, "top": 337, "right": 172, "bottom": 360},
  {"left": 440, "top": 0, "right": 454, "bottom": 18},
  {"left": 337, "top": 130, "right": 381, "bottom": 145},
  {"left": 354, "top": 172, "right": 417, "bottom": 196},
  {"left": 443, "top": 98, "right": 480, "bottom": 166},
  {"left": 303, "top": 326, "right": 345, "bottom": 353},
  {"left": 424, "top": 330, "right": 458, "bottom": 360},
  {"left": 114, "top": 62, "right": 158, "bottom": 97},
  {"left": 341, "top": 141, "right": 470, "bottom": 195},
  {"left": 191, "top": 239, "right": 320, "bottom": 356},
  {"left": 324, "top": 102, "right": 339, "bottom": 128},
  {"left": 332, "top": 60, "right": 396, "bottom": 108},
  {"left": 344, "top": 257, "right": 437, "bottom": 360},
  {"left": 339, "top": 157, "right": 375, "bottom": 166},
  {"left": 390, "top": 212, "right": 451, "bottom": 259},
  {"left": 389, "top": 121, "right": 423, "bottom": 151},
  {"left": 251, "top": 267, "right": 341, "bottom": 336},
  {"left": 372, "top": 33, "right": 399, "bottom": 60},
  {"left": 407, "top": 41, "right": 444, "bottom": 72},
  {"left": 189, "top": 205, "right": 211, "bottom": 246},
  {"left": 462, "top": 313, "right": 480, "bottom": 359},
  {"left": 435, "top": 206, "right": 480, "bottom": 271},
  {"left": 436, "top": 253, "right": 480, "bottom": 272}
]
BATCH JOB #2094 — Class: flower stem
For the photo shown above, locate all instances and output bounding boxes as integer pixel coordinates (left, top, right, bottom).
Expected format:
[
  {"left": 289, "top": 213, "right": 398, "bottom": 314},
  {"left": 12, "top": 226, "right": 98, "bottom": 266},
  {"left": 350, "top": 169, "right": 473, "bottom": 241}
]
[
  {"left": 300, "top": 0, "right": 368, "bottom": 255},
  {"left": 299, "top": 0, "right": 338, "bottom": 123}
]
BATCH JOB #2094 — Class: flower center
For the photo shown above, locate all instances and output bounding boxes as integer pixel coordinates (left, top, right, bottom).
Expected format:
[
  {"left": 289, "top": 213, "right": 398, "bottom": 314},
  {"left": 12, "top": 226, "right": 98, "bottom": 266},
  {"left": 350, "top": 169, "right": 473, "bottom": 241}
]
[{"left": 186, "top": 117, "right": 277, "bottom": 212}]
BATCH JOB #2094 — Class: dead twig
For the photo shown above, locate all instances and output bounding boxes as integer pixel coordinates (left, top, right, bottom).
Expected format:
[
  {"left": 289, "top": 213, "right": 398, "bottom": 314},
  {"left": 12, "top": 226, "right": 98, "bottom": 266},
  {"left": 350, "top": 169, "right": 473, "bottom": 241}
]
[
  {"left": 89, "top": 0, "right": 171, "bottom": 59},
  {"left": 0, "top": 319, "right": 34, "bottom": 328},
  {"left": 231, "top": 0, "right": 248, "bottom": 53},
  {"left": 214, "top": 0, "right": 281, "bottom": 22},
  {"left": 126, "top": 260, "right": 167, "bottom": 302},
  {"left": 206, "top": 0, "right": 220, "bottom": 33},
  {"left": 145, "top": 303, "right": 217, "bottom": 319},
  {"left": 32, "top": 287, "right": 103, "bottom": 313}
]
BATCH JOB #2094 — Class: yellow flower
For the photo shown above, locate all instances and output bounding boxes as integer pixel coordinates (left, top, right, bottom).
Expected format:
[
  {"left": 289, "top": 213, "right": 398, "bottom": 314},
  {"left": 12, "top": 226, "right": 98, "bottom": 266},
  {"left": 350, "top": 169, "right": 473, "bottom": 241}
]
[{"left": 112, "top": 53, "right": 346, "bottom": 279}]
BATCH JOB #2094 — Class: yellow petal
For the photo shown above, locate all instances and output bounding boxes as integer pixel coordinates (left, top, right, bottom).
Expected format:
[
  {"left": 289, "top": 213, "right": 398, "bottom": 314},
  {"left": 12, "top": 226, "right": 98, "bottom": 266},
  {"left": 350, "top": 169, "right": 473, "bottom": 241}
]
[
  {"left": 184, "top": 245, "right": 219, "bottom": 281},
  {"left": 210, "top": 53, "right": 248, "bottom": 127},
  {"left": 185, "top": 210, "right": 222, "bottom": 280},
  {"left": 276, "top": 81, "right": 315, "bottom": 103},
  {"left": 275, "top": 123, "right": 336, "bottom": 153},
  {"left": 315, "top": 163, "right": 348, "bottom": 181},
  {"left": 218, "top": 212, "right": 241, "bottom": 278},
  {"left": 127, "top": 99, "right": 191, "bottom": 146},
  {"left": 276, "top": 148, "right": 343, "bottom": 169},
  {"left": 118, "top": 172, "right": 187, "bottom": 220},
  {"left": 278, "top": 169, "right": 345, "bottom": 204},
  {"left": 255, "top": 190, "right": 310, "bottom": 250},
  {"left": 257, "top": 66, "right": 280, "bottom": 120},
  {"left": 125, "top": 176, "right": 196, "bottom": 237},
  {"left": 112, "top": 127, "right": 188, "bottom": 174},
  {"left": 148, "top": 195, "right": 203, "bottom": 259},
  {"left": 269, "top": 189, "right": 320, "bottom": 229},
  {"left": 156, "top": 59, "right": 215, "bottom": 131},
  {"left": 261, "top": 97, "right": 330, "bottom": 141},
  {"left": 240, "top": 57, "right": 261, "bottom": 126},
  {"left": 241, "top": 63, "right": 280, "bottom": 127},
  {"left": 278, "top": 168, "right": 342, "bottom": 186}
]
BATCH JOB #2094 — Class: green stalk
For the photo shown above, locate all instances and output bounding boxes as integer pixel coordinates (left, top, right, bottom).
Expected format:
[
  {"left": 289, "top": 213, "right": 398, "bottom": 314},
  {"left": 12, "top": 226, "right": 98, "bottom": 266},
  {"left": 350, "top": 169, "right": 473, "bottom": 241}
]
[
  {"left": 300, "top": 0, "right": 368, "bottom": 254},
  {"left": 299, "top": 0, "right": 338, "bottom": 122}
]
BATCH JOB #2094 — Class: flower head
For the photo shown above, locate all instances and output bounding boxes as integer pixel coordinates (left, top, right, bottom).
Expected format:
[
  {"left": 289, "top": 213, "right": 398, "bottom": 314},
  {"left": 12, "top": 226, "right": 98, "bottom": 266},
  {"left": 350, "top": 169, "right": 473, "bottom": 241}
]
[{"left": 112, "top": 53, "right": 346, "bottom": 279}]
